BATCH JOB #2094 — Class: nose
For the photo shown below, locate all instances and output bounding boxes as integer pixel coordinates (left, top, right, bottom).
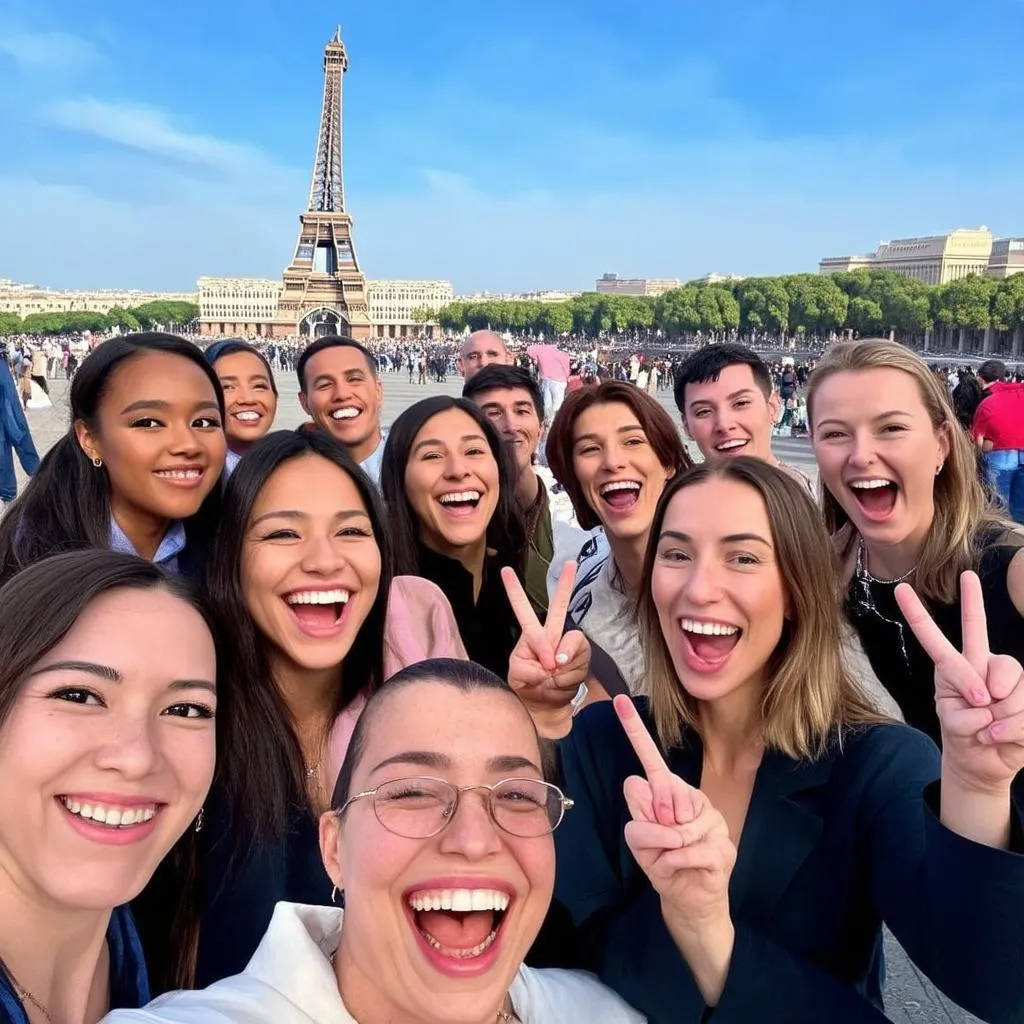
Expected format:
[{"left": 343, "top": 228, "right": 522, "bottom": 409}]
[
  {"left": 93, "top": 713, "right": 161, "bottom": 780},
  {"left": 683, "top": 555, "right": 725, "bottom": 606},
  {"left": 167, "top": 419, "right": 202, "bottom": 457},
  {"left": 848, "top": 430, "right": 877, "bottom": 468},
  {"left": 442, "top": 451, "right": 471, "bottom": 480},
  {"left": 437, "top": 788, "right": 503, "bottom": 860},
  {"left": 598, "top": 444, "right": 625, "bottom": 473},
  {"left": 711, "top": 409, "right": 737, "bottom": 435},
  {"left": 300, "top": 531, "right": 345, "bottom": 575}
]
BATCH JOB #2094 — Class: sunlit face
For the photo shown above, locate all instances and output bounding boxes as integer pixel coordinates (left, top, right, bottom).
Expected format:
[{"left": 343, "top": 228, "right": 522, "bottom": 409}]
[
  {"left": 651, "top": 478, "right": 786, "bottom": 705},
  {"left": 74, "top": 351, "right": 226, "bottom": 527},
  {"left": 458, "top": 334, "right": 510, "bottom": 381},
  {"left": 470, "top": 387, "right": 541, "bottom": 481},
  {"left": 404, "top": 409, "right": 500, "bottom": 559},
  {"left": 214, "top": 350, "right": 278, "bottom": 451},
  {"left": 299, "top": 346, "right": 383, "bottom": 461},
  {"left": 811, "top": 368, "right": 950, "bottom": 550},
  {"left": 321, "top": 682, "right": 553, "bottom": 1024},
  {"left": 0, "top": 588, "right": 216, "bottom": 912},
  {"left": 571, "top": 401, "right": 675, "bottom": 544},
  {"left": 242, "top": 454, "right": 382, "bottom": 674},
  {"left": 681, "top": 363, "right": 779, "bottom": 463}
]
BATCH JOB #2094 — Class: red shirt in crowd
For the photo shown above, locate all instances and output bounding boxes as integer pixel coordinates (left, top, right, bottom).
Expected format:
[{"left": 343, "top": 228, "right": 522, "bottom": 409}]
[{"left": 972, "top": 381, "right": 1024, "bottom": 450}]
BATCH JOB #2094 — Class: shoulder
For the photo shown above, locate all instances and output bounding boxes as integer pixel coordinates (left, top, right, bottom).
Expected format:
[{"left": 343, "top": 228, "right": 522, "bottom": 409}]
[
  {"left": 1003, "top": 545, "right": 1024, "bottom": 619},
  {"left": 512, "top": 965, "right": 646, "bottom": 1022},
  {"left": 102, "top": 975, "right": 289, "bottom": 1024},
  {"left": 826, "top": 723, "right": 940, "bottom": 801}
]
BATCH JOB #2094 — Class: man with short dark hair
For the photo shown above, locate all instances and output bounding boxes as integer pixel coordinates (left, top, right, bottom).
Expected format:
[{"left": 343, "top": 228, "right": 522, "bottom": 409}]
[
  {"left": 972, "top": 358, "right": 1024, "bottom": 522},
  {"left": 297, "top": 335, "right": 386, "bottom": 485},
  {"left": 464, "top": 364, "right": 551, "bottom": 615},
  {"left": 673, "top": 343, "right": 813, "bottom": 492}
]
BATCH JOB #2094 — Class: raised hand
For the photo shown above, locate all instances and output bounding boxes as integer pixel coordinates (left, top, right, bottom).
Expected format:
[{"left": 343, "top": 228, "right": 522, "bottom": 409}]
[
  {"left": 614, "top": 695, "right": 735, "bottom": 928},
  {"left": 503, "top": 561, "right": 591, "bottom": 739},
  {"left": 895, "top": 571, "right": 1024, "bottom": 794}
]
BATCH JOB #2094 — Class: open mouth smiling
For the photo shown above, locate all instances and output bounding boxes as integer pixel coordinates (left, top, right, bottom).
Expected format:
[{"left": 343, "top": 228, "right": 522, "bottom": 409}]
[
  {"left": 331, "top": 407, "right": 362, "bottom": 421},
  {"left": 598, "top": 479, "right": 641, "bottom": 512},
  {"left": 848, "top": 477, "right": 899, "bottom": 520},
  {"left": 679, "top": 617, "right": 743, "bottom": 672},
  {"left": 436, "top": 490, "right": 482, "bottom": 517},
  {"left": 715, "top": 439, "right": 748, "bottom": 453},
  {"left": 284, "top": 588, "right": 351, "bottom": 633},
  {"left": 406, "top": 886, "right": 512, "bottom": 963}
]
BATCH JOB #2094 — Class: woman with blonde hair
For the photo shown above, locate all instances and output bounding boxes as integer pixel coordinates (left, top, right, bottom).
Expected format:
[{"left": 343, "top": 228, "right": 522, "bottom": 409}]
[
  {"left": 554, "top": 458, "right": 1024, "bottom": 1022},
  {"left": 807, "top": 338, "right": 1024, "bottom": 748}
]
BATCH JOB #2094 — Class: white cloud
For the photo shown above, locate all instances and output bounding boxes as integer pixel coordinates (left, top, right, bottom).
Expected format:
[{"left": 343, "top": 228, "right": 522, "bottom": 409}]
[{"left": 0, "top": 28, "right": 98, "bottom": 69}]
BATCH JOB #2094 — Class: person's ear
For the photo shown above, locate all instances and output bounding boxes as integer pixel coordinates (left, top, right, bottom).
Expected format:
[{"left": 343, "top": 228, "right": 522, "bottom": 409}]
[
  {"left": 319, "top": 809, "right": 345, "bottom": 892},
  {"left": 73, "top": 419, "right": 102, "bottom": 464},
  {"left": 298, "top": 391, "right": 311, "bottom": 416}
]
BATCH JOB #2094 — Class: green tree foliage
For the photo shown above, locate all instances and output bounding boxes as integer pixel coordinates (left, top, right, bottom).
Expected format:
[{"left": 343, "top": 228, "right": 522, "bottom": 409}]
[
  {"left": 130, "top": 301, "right": 199, "bottom": 329},
  {"left": 847, "top": 297, "right": 884, "bottom": 336},
  {"left": 991, "top": 275, "right": 1024, "bottom": 332},
  {"left": 0, "top": 313, "right": 23, "bottom": 334}
]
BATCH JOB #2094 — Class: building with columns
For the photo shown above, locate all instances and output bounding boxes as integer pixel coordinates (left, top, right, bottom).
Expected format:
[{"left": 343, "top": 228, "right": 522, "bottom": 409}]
[
  {"left": 987, "top": 238, "right": 1024, "bottom": 279},
  {"left": 595, "top": 273, "right": 681, "bottom": 296},
  {"left": 368, "top": 279, "right": 453, "bottom": 339},
  {"left": 0, "top": 279, "right": 196, "bottom": 318}
]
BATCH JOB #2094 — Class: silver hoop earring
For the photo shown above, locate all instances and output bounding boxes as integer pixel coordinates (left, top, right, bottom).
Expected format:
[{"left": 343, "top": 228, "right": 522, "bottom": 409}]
[
  {"left": 194, "top": 808, "right": 205, "bottom": 833},
  {"left": 92, "top": 456, "right": 103, "bottom": 468},
  {"left": 330, "top": 885, "right": 339, "bottom": 904},
  {"left": 936, "top": 462, "right": 944, "bottom": 475}
]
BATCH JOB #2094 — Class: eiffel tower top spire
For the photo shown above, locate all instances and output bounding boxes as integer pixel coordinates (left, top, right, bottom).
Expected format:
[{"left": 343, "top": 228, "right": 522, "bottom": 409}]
[{"left": 307, "top": 28, "right": 350, "bottom": 213}]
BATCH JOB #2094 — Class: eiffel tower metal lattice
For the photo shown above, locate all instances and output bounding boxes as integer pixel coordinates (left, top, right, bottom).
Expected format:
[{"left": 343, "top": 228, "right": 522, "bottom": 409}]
[{"left": 276, "top": 26, "right": 371, "bottom": 340}]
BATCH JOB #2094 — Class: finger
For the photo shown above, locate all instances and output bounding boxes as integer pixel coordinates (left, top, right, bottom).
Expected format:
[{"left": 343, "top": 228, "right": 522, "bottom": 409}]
[
  {"left": 938, "top": 702, "right": 994, "bottom": 739},
  {"left": 985, "top": 654, "right": 1024, "bottom": 705},
  {"left": 958, "top": 572, "right": 991, "bottom": 679},
  {"left": 623, "top": 820, "right": 685, "bottom": 853},
  {"left": 894, "top": 582, "right": 962, "bottom": 668},
  {"left": 502, "top": 567, "right": 556, "bottom": 672},
  {"left": 623, "top": 775, "right": 655, "bottom": 824},
  {"left": 507, "top": 662, "right": 554, "bottom": 692},
  {"left": 980, "top": 708, "right": 1024, "bottom": 746},
  {"left": 544, "top": 561, "right": 578, "bottom": 645},
  {"left": 655, "top": 839, "right": 736, "bottom": 876},
  {"left": 674, "top": 806, "right": 730, "bottom": 847},
  {"left": 553, "top": 629, "right": 589, "bottom": 673},
  {"left": 614, "top": 694, "right": 671, "bottom": 779}
]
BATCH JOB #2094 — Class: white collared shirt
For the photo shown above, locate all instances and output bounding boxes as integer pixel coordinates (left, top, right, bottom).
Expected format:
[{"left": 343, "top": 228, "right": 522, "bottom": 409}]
[{"left": 104, "top": 902, "right": 645, "bottom": 1024}]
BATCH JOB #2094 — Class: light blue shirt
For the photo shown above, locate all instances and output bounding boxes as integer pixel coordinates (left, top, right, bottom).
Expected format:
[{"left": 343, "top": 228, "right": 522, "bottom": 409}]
[
  {"left": 359, "top": 428, "right": 388, "bottom": 488},
  {"left": 109, "top": 517, "right": 187, "bottom": 574},
  {"left": 224, "top": 448, "right": 243, "bottom": 477}
]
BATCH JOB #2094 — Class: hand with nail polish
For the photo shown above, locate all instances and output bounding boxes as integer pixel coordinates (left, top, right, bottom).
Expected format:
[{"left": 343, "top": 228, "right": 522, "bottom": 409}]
[
  {"left": 503, "top": 561, "right": 592, "bottom": 739},
  {"left": 895, "top": 571, "right": 1024, "bottom": 801}
]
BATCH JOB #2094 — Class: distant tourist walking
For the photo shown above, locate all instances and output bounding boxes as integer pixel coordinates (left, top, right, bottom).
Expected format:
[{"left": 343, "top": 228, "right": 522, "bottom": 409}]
[
  {"left": 526, "top": 341, "right": 571, "bottom": 425},
  {"left": 0, "top": 355, "right": 39, "bottom": 507}
]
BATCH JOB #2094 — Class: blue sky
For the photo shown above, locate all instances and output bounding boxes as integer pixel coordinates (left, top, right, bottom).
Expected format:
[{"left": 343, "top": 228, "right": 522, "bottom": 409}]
[{"left": 0, "top": 0, "right": 1021, "bottom": 293}]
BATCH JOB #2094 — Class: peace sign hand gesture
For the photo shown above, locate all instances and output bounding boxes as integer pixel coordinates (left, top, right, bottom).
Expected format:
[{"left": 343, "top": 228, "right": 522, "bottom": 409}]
[
  {"left": 503, "top": 562, "right": 591, "bottom": 739},
  {"left": 895, "top": 571, "right": 1024, "bottom": 795},
  {"left": 615, "top": 695, "right": 736, "bottom": 930}
]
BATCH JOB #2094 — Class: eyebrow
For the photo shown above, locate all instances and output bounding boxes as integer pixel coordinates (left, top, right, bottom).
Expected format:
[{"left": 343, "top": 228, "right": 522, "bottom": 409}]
[
  {"left": 689, "top": 388, "right": 757, "bottom": 407},
  {"left": 659, "top": 529, "right": 772, "bottom": 546},
  {"left": 574, "top": 424, "right": 645, "bottom": 443},
  {"left": 370, "top": 751, "right": 542, "bottom": 776},
  {"left": 412, "top": 433, "right": 487, "bottom": 454},
  {"left": 120, "top": 399, "right": 220, "bottom": 415},
  {"left": 313, "top": 369, "right": 366, "bottom": 385},
  {"left": 249, "top": 508, "right": 370, "bottom": 527},
  {"left": 29, "top": 660, "right": 216, "bottom": 695},
  {"left": 218, "top": 373, "right": 270, "bottom": 384},
  {"left": 814, "top": 410, "right": 910, "bottom": 429}
]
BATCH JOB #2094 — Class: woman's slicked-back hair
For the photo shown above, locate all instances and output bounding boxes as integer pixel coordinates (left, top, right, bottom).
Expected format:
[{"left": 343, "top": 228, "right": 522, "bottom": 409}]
[
  {"left": 203, "top": 428, "right": 392, "bottom": 848},
  {"left": 546, "top": 381, "right": 692, "bottom": 530},
  {"left": 0, "top": 549, "right": 206, "bottom": 733},
  {"left": 638, "top": 457, "right": 885, "bottom": 758},
  {"left": 807, "top": 339, "right": 1014, "bottom": 603},
  {"left": 331, "top": 658, "right": 531, "bottom": 810},
  {"left": 0, "top": 333, "right": 226, "bottom": 582},
  {"left": 379, "top": 396, "right": 525, "bottom": 575},
  {"left": 205, "top": 339, "right": 279, "bottom": 396}
]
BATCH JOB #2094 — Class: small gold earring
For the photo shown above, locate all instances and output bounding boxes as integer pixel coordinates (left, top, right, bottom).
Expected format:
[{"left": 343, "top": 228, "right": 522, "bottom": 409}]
[{"left": 92, "top": 456, "right": 103, "bottom": 468}]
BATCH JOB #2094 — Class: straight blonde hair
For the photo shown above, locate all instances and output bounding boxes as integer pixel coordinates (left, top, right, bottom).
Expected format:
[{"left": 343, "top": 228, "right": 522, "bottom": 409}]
[
  {"left": 806, "top": 340, "right": 1015, "bottom": 604},
  {"left": 638, "top": 458, "right": 887, "bottom": 760}
]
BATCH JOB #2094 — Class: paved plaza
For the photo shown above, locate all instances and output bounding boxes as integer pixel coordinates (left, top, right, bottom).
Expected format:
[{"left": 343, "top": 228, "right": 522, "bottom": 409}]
[{"left": 16, "top": 372, "right": 979, "bottom": 1023}]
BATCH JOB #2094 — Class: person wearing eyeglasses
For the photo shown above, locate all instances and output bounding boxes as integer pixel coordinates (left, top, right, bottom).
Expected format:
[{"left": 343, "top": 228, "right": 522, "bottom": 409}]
[{"left": 105, "top": 658, "right": 644, "bottom": 1024}]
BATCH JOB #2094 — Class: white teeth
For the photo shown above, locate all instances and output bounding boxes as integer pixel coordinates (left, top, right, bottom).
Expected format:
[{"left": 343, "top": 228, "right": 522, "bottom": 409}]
[
  {"left": 155, "top": 469, "right": 201, "bottom": 480},
  {"left": 234, "top": 411, "right": 261, "bottom": 422},
  {"left": 849, "top": 479, "right": 894, "bottom": 490},
  {"left": 407, "top": 888, "right": 511, "bottom": 913},
  {"left": 599, "top": 480, "right": 641, "bottom": 496},
  {"left": 716, "top": 439, "right": 747, "bottom": 450},
  {"left": 438, "top": 491, "right": 482, "bottom": 505},
  {"left": 60, "top": 797, "right": 157, "bottom": 828},
  {"left": 331, "top": 407, "right": 360, "bottom": 419},
  {"left": 285, "top": 589, "right": 351, "bottom": 605},
  {"left": 681, "top": 618, "right": 740, "bottom": 636}
]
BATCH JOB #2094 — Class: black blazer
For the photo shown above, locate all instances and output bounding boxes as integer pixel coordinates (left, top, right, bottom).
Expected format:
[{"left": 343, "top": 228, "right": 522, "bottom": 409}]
[{"left": 555, "top": 700, "right": 1024, "bottom": 1024}]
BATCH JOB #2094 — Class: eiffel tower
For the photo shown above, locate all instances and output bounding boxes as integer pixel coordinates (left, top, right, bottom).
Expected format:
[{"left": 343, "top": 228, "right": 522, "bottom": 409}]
[{"left": 276, "top": 27, "right": 371, "bottom": 340}]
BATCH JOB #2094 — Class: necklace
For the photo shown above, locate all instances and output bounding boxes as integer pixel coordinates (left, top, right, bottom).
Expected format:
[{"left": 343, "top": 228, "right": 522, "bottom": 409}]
[
  {"left": 857, "top": 540, "right": 917, "bottom": 585},
  {"left": 0, "top": 953, "right": 53, "bottom": 1022},
  {"left": 305, "top": 762, "right": 320, "bottom": 780}
]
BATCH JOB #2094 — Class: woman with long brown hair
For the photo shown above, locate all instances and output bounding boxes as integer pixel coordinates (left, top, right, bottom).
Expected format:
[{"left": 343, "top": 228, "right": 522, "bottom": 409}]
[{"left": 554, "top": 458, "right": 1024, "bottom": 1022}]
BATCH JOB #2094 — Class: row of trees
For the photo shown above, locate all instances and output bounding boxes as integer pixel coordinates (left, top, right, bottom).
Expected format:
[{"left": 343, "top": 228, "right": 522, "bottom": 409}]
[
  {"left": 423, "top": 270, "right": 1024, "bottom": 346},
  {"left": 0, "top": 301, "right": 200, "bottom": 337}
]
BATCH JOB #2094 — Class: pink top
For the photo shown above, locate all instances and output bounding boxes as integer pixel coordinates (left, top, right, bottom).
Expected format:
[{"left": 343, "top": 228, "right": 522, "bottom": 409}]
[{"left": 527, "top": 343, "right": 571, "bottom": 382}]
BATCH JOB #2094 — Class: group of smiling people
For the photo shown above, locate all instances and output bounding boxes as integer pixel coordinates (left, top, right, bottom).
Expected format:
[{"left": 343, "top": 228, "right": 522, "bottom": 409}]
[{"left": 0, "top": 329, "right": 1021, "bottom": 1024}]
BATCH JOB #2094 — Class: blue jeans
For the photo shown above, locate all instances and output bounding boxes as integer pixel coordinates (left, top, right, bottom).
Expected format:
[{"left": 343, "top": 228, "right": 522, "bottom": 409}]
[{"left": 985, "top": 449, "right": 1024, "bottom": 523}]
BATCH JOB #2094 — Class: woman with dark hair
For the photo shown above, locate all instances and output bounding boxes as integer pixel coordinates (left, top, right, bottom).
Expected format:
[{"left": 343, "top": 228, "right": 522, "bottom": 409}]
[
  {"left": 109, "top": 659, "right": 644, "bottom": 1024},
  {"left": 134, "top": 429, "right": 393, "bottom": 993},
  {"left": 0, "top": 333, "right": 226, "bottom": 581},
  {"left": 0, "top": 550, "right": 216, "bottom": 1024},
  {"left": 556, "top": 458, "right": 1024, "bottom": 1022},
  {"left": 546, "top": 382, "right": 691, "bottom": 696},
  {"left": 204, "top": 341, "right": 278, "bottom": 471},
  {"left": 380, "top": 396, "right": 526, "bottom": 678}
]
